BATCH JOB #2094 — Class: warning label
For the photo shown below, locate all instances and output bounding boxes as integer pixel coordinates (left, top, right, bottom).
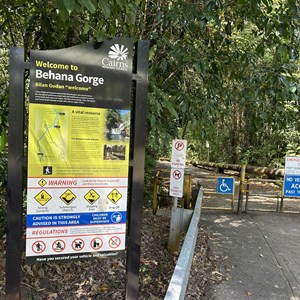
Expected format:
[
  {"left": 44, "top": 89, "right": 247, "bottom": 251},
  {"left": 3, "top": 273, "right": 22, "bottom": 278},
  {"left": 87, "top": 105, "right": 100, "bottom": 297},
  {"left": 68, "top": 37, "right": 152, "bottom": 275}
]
[
  {"left": 60, "top": 189, "right": 76, "bottom": 205},
  {"left": 107, "top": 189, "right": 122, "bottom": 204},
  {"left": 38, "top": 179, "right": 47, "bottom": 187},
  {"left": 35, "top": 190, "right": 52, "bottom": 206},
  {"left": 84, "top": 189, "right": 100, "bottom": 205}
]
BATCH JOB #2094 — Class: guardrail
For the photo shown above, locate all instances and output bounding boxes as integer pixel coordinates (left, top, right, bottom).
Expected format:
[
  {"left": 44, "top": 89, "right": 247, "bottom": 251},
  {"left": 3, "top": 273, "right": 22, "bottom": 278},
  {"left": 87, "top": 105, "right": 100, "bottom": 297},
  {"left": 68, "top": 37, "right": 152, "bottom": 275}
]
[{"left": 164, "top": 187, "right": 204, "bottom": 300}]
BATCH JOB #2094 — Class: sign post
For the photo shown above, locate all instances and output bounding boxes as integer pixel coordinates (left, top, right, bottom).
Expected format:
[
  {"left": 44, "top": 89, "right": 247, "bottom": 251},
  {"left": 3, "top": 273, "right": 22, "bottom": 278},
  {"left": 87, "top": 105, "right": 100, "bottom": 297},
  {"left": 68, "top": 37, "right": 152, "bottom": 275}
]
[
  {"left": 168, "top": 139, "right": 188, "bottom": 252},
  {"left": 6, "top": 39, "right": 149, "bottom": 299}
]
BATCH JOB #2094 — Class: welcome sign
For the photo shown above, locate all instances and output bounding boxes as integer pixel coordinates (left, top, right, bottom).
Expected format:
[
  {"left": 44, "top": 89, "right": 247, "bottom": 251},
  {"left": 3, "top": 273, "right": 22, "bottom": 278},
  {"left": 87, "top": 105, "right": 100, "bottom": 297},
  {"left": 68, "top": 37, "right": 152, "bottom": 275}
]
[{"left": 26, "top": 38, "right": 133, "bottom": 263}]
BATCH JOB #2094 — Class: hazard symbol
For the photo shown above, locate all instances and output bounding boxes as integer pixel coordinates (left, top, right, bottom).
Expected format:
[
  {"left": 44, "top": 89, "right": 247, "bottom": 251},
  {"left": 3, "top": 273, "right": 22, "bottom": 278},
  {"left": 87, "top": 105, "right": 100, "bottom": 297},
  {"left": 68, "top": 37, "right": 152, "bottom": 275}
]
[
  {"left": 72, "top": 238, "right": 85, "bottom": 251},
  {"left": 173, "top": 169, "right": 182, "bottom": 179},
  {"left": 108, "top": 236, "right": 121, "bottom": 249},
  {"left": 38, "top": 179, "right": 47, "bottom": 187},
  {"left": 52, "top": 240, "right": 65, "bottom": 253},
  {"left": 84, "top": 189, "right": 100, "bottom": 205},
  {"left": 107, "top": 189, "right": 122, "bottom": 204},
  {"left": 60, "top": 189, "right": 76, "bottom": 205},
  {"left": 35, "top": 190, "right": 52, "bottom": 206},
  {"left": 32, "top": 241, "right": 46, "bottom": 254},
  {"left": 90, "top": 237, "right": 103, "bottom": 250}
]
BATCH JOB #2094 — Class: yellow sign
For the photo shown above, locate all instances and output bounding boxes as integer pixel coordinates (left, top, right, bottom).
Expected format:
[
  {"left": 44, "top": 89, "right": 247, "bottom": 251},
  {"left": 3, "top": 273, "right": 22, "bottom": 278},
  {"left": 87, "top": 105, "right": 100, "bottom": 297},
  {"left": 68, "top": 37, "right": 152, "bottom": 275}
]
[
  {"left": 27, "top": 104, "right": 130, "bottom": 178},
  {"left": 38, "top": 179, "right": 47, "bottom": 187},
  {"left": 84, "top": 189, "right": 100, "bottom": 205},
  {"left": 35, "top": 190, "right": 52, "bottom": 206},
  {"left": 107, "top": 189, "right": 122, "bottom": 204},
  {"left": 60, "top": 189, "right": 76, "bottom": 205}
]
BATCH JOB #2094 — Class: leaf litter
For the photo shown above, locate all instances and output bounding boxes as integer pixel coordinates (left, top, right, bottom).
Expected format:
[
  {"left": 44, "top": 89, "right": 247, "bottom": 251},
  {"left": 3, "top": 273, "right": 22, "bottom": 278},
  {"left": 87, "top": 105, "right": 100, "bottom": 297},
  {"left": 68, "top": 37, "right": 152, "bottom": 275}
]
[{"left": 0, "top": 210, "right": 224, "bottom": 299}]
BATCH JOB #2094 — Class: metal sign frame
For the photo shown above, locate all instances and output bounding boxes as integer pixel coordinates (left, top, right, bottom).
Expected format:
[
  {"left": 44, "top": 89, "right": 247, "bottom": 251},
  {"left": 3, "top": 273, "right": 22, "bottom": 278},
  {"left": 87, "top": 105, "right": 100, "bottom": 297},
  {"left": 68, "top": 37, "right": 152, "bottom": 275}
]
[{"left": 6, "top": 40, "right": 149, "bottom": 300}]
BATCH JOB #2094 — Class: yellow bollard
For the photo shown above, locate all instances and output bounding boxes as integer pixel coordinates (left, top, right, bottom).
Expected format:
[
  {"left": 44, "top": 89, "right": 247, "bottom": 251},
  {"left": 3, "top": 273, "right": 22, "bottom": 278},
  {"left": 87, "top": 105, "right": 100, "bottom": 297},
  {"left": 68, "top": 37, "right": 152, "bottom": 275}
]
[{"left": 237, "top": 164, "right": 246, "bottom": 214}]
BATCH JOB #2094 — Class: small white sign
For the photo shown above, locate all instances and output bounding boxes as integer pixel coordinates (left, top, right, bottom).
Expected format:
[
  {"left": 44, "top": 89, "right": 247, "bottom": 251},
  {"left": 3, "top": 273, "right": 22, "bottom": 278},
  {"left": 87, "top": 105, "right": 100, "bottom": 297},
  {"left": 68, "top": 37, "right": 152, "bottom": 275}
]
[
  {"left": 171, "top": 139, "right": 187, "bottom": 168},
  {"left": 284, "top": 156, "right": 300, "bottom": 175},
  {"left": 169, "top": 168, "right": 184, "bottom": 198}
]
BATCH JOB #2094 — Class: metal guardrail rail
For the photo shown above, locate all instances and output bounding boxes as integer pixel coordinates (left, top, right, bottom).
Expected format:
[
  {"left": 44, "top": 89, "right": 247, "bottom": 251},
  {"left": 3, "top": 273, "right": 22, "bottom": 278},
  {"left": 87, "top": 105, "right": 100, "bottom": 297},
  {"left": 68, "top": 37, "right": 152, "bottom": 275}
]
[{"left": 164, "top": 187, "right": 204, "bottom": 300}]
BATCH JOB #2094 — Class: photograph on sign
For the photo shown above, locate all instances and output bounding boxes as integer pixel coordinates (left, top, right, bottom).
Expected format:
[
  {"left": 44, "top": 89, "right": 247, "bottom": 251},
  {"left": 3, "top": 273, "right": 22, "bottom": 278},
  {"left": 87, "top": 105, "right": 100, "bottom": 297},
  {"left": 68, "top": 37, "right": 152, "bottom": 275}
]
[
  {"left": 26, "top": 38, "right": 133, "bottom": 263},
  {"left": 171, "top": 139, "right": 187, "bottom": 168}
]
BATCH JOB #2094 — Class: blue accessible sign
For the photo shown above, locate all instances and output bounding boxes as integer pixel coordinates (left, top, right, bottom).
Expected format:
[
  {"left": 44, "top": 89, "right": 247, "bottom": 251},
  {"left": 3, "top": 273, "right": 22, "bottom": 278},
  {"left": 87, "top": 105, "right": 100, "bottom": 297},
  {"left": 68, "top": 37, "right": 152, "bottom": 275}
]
[{"left": 217, "top": 177, "right": 235, "bottom": 194}]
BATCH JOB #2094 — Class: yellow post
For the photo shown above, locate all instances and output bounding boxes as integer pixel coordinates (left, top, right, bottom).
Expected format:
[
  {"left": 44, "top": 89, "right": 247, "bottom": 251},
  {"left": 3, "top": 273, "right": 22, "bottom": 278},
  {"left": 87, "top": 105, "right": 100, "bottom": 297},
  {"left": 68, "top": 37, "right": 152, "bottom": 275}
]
[
  {"left": 183, "top": 175, "right": 192, "bottom": 208},
  {"left": 237, "top": 164, "right": 246, "bottom": 214}
]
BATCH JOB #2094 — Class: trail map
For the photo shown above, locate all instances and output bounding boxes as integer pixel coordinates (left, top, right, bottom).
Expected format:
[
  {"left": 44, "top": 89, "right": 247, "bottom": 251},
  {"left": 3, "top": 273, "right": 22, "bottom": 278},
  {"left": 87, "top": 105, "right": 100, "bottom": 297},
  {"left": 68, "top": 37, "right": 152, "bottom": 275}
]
[{"left": 34, "top": 107, "right": 68, "bottom": 162}]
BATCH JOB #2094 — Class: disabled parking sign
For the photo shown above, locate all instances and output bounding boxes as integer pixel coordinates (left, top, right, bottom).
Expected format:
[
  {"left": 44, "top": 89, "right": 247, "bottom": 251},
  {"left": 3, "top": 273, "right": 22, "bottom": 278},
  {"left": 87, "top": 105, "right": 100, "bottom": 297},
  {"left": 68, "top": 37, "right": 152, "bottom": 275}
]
[{"left": 217, "top": 177, "right": 234, "bottom": 194}]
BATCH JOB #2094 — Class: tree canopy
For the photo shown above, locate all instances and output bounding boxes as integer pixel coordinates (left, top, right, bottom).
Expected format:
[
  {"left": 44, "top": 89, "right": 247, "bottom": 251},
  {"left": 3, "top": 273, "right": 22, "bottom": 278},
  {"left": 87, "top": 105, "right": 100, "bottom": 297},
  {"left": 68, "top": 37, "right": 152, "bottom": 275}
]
[{"left": 0, "top": 0, "right": 299, "bottom": 170}]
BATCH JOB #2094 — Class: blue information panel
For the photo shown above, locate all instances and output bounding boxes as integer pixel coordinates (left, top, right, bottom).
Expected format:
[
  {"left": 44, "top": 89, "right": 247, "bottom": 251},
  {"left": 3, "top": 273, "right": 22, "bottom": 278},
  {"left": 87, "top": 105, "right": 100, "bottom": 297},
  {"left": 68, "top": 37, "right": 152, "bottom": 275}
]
[
  {"left": 283, "top": 175, "right": 300, "bottom": 197},
  {"left": 217, "top": 177, "right": 235, "bottom": 194}
]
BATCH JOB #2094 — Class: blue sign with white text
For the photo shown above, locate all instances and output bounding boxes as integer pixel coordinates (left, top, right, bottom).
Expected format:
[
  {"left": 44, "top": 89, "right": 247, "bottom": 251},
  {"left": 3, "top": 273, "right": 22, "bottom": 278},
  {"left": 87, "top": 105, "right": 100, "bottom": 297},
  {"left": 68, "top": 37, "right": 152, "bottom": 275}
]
[
  {"left": 27, "top": 211, "right": 127, "bottom": 227},
  {"left": 217, "top": 177, "right": 235, "bottom": 194},
  {"left": 283, "top": 175, "right": 300, "bottom": 197}
]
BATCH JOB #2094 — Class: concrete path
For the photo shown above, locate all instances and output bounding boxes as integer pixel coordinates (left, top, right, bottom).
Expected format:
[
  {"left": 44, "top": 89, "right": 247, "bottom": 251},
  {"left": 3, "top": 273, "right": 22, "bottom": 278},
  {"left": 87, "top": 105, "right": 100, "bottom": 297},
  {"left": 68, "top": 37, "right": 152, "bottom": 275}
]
[{"left": 202, "top": 210, "right": 300, "bottom": 300}]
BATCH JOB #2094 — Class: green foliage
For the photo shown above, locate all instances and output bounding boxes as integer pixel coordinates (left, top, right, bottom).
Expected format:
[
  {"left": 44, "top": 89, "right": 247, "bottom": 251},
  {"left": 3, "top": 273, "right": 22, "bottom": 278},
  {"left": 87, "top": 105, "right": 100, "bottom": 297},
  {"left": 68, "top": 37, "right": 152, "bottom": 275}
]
[{"left": 0, "top": 0, "right": 299, "bottom": 229}]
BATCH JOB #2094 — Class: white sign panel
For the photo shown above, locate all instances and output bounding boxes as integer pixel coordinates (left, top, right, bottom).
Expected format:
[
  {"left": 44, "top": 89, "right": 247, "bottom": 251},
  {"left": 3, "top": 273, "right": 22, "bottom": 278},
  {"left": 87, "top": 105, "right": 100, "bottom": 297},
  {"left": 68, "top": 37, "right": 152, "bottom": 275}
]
[
  {"left": 171, "top": 139, "right": 187, "bottom": 168},
  {"left": 169, "top": 168, "right": 184, "bottom": 198}
]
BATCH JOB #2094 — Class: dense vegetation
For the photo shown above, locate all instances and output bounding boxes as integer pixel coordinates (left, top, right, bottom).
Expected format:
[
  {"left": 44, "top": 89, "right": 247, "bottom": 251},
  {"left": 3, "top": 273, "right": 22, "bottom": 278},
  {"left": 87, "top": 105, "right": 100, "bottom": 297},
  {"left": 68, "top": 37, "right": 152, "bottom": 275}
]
[{"left": 0, "top": 0, "right": 299, "bottom": 214}]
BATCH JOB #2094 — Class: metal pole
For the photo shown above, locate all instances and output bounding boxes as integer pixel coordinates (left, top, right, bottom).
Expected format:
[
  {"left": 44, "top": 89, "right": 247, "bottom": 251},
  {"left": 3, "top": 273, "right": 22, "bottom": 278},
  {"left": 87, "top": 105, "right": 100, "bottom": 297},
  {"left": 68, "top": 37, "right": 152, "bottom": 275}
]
[
  {"left": 125, "top": 40, "right": 150, "bottom": 300},
  {"left": 5, "top": 48, "right": 28, "bottom": 300}
]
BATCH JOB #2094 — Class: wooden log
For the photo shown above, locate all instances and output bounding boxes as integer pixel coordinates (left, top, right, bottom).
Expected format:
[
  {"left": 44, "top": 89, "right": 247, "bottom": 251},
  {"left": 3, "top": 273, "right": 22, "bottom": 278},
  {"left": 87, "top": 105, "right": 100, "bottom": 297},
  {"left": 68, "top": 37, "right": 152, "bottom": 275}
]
[{"left": 191, "top": 161, "right": 284, "bottom": 177}]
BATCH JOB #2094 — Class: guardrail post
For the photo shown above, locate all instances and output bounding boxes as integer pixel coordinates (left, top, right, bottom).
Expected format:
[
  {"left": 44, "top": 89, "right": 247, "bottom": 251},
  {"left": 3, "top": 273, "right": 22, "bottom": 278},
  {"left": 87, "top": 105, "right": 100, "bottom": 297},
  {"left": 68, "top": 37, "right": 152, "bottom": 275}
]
[{"left": 237, "top": 164, "right": 246, "bottom": 214}]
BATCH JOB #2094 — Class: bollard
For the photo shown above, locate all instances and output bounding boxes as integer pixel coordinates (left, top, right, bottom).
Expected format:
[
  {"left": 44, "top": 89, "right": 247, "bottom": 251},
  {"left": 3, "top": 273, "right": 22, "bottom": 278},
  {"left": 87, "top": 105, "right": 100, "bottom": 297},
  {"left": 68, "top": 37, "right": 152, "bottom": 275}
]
[{"left": 237, "top": 164, "right": 246, "bottom": 214}]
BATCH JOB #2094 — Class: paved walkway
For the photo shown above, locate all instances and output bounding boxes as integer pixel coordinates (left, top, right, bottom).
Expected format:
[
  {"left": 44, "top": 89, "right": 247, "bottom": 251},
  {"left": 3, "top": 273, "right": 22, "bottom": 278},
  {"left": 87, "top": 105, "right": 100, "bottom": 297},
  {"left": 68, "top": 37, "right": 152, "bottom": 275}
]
[{"left": 202, "top": 210, "right": 300, "bottom": 300}]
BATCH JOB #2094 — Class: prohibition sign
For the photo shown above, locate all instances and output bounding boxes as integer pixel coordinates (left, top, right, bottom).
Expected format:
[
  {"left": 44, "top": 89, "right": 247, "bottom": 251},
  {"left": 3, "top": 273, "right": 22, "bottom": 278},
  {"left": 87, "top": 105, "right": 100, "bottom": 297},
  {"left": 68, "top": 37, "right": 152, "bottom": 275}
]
[
  {"left": 32, "top": 240, "right": 46, "bottom": 254},
  {"left": 72, "top": 238, "right": 85, "bottom": 251},
  {"left": 173, "top": 169, "right": 182, "bottom": 180},
  {"left": 108, "top": 236, "right": 121, "bottom": 249},
  {"left": 90, "top": 237, "right": 103, "bottom": 250},
  {"left": 52, "top": 240, "right": 65, "bottom": 253},
  {"left": 175, "top": 141, "right": 185, "bottom": 151}
]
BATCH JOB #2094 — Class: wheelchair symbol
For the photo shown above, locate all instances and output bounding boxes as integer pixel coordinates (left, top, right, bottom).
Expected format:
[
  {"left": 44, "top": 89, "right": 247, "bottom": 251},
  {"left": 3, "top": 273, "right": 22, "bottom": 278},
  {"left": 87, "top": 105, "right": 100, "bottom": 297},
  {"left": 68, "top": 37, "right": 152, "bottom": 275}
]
[
  {"left": 219, "top": 179, "right": 231, "bottom": 192},
  {"left": 217, "top": 178, "right": 234, "bottom": 194}
]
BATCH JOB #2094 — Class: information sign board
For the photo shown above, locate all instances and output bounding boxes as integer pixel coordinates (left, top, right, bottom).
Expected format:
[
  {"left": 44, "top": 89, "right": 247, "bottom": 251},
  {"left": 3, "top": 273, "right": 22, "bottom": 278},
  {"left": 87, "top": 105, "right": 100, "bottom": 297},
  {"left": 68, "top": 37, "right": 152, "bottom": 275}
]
[
  {"left": 283, "top": 156, "right": 300, "bottom": 197},
  {"left": 26, "top": 38, "right": 133, "bottom": 263}
]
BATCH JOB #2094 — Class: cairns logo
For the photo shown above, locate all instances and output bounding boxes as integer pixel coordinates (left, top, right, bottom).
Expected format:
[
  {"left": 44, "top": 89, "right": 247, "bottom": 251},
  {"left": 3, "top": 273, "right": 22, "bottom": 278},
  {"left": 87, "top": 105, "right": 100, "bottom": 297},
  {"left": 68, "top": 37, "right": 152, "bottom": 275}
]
[{"left": 102, "top": 44, "right": 129, "bottom": 71}]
